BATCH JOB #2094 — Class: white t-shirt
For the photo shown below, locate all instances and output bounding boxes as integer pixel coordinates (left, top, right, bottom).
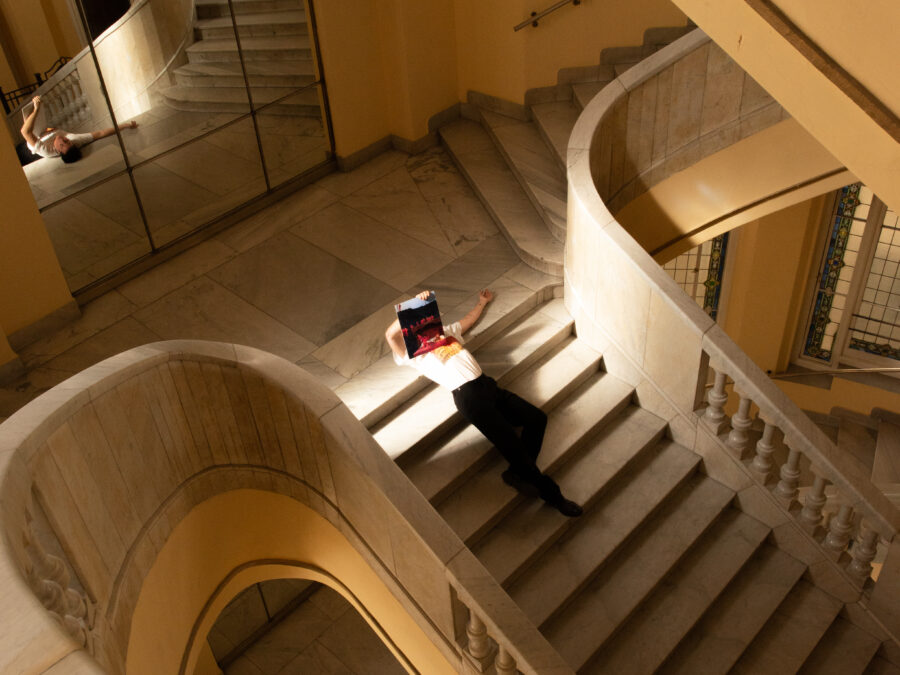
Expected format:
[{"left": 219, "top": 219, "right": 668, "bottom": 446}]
[
  {"left": 393, "top": 321, "right": 482, "bottom": 390},
  {"left": 28, "top": 130, "right": 94, "bottom": 158}
]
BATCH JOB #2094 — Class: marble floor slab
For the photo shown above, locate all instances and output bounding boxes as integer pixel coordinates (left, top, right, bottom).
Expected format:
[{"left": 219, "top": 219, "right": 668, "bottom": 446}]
[
  {"left": 292, "top": 201, "right": 454, "bottom": 292},
  {"left": 224, "top": 585, "right": 404, "bottom": 675},
  {"left": 208, "top": 231, "right": 401, "bottom": 346},
  {"left": 133, "top": 276, "right": 318, "bottom": 363}
]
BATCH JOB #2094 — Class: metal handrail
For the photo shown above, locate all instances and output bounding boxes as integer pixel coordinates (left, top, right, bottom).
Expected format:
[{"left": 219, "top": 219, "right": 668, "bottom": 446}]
[
  {"left": 0, "top": 56, "right": 71, "bottom": 114},
  {"left": 770, "top": 367, "right": 900, "bottom": 379},
  {"left": 514, "top": 0, "right": 581, "bottom": 31}
]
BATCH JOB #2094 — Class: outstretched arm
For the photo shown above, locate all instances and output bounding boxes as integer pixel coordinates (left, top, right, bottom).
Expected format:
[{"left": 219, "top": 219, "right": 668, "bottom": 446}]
[
  {"left": 458, "top": 289, "right": 493, "bottom": 334},
  {"left": 91, "top": 120, "right": 138, "bottom": 141},
  {"left": 20, "top": 96, "right": 41, "bottom": 146}
]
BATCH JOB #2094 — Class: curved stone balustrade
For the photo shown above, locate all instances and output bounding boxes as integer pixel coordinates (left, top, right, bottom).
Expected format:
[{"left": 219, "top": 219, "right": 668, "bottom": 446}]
[
  {"left": 566, "top": 28, "right": 900, "bottom": 641},
  {"left": 0, "top": 341, "right": 573, "bottom": 674}
]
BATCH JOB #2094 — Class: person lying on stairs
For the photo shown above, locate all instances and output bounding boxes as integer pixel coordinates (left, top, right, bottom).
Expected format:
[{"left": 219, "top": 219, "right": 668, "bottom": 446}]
[{"left": 385, "top": 288, "right": 583, "bottom": 517}]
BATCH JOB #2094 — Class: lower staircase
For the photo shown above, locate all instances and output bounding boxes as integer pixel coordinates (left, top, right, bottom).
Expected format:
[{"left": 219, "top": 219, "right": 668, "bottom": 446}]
[
  {"left": 341, "top": 290, "right": 900, "bottom": 673},
  {"left": 161, "top": 0, "right": 319, "bottom": 115}
]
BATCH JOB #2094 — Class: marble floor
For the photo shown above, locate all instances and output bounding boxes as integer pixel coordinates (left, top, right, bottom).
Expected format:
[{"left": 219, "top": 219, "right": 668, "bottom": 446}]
[
  {"left": 1, "top": 141, "right": 564, "bottom": 670},
  {"left": 22, "top": 101, "right": 329, "bottom": 290},
  {"left": 216, "top": 583, "right": 406, "bottom": 675}
]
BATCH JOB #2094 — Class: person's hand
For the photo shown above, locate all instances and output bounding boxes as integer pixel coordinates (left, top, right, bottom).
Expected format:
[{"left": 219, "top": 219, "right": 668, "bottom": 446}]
[
  {"left": 478, "top": 289, "right": 493, "bottom": 305},
  {"left": 32, "top": 95, "right": 41, "bottom": 108},
  {"left": 416, "top": 290, "right": 432, "bottom": 301},
  {"left": 128, "top": 120, "right": 138, "bottom": 129}
]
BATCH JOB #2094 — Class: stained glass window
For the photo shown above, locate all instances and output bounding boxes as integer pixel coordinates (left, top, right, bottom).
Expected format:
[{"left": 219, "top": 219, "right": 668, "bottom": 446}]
[
  {"left": 847, "top": 204, "right": 900, "bottom": 360},
  {"left": 663, "top": 232, "right": 730, "bottom": 320},
  {"left": 802, "top": 184, "right": 869, "bottom": 361}
]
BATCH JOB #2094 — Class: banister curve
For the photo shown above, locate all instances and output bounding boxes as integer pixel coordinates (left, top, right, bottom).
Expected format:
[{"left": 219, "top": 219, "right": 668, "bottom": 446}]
[
  {"left": 565, "top": 26, "right": 900, "bottom": 643},
  {"left": 0, "top": 340, "right": 573, "bottom": 674}
]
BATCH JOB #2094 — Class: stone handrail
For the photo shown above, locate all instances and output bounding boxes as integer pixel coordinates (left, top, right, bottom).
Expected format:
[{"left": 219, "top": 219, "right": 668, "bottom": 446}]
[
  {"left": 566, "top": 29, "right": 900, "bottom": 640},
  {"left": 0, "top": 341, "right": 573, "bottom": 673}
]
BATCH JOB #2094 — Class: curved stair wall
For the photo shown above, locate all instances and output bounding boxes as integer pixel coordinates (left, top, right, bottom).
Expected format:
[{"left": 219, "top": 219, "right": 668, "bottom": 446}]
[
  {"left": 0, "top": 341, "right": 571, "bottom": 674},
  {"left": 566, "top": 26, "right": 900, "bottom": 646}
]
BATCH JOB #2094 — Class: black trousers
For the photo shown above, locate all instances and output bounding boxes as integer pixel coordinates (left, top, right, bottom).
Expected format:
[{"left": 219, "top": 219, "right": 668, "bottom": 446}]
[{"left": 452, "top": 374, "right": 562, "bottom": 502}]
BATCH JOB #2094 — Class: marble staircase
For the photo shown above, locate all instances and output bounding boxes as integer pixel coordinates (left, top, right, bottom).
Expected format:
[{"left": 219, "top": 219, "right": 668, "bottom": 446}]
[
  {"left": 439, "top": 25, "right": 693, "bottom": 275},
  {"left": 161, "top": 0, "right": 318, "bottom": 115},
  {"left": 341, "top": 289, "right": 899, "bottom": 673}
]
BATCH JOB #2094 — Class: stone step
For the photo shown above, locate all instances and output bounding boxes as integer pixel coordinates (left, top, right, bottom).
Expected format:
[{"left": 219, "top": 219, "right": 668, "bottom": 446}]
[
  {"left": 539, "top": 473, "right": 734, "bottom": 667},
  {"left": 196, "top": 0, "right": 302, "bottom": 19},
  {"left": 401, "top": 336, "right": 602, "bottom": 502},
  {"left": 196, "top": 10, "right": 307, "bottom": 39},
  {"left": 440, "top": 119, "right": 564, "bottom": 275},
  {"left": 867, "top": 657, "right": 900, "bottom": 675},
  {"left": 585, "top": 509, "right": 770, "bottom": 673},
  {"left": 731, "top": 580, "right": 842, "bottom": 674},
  {"left": 174, "top": 61, "right": 315, "bottom": 89},
  {"left": 837, "top": 417, "right": 878, "bottom": 473},
  {"left": 572, "top": 81, "right": 608, "bottom": 110},
  {"left": 374, "top": 301, "right": 574, "bottom": 461},
  {"left": 873, "top": 419, "right": 900, "bottom": 485},
  {"left": 530, "top": 99, "right": 580, "bottom": 173},
  {"left": 185, "top": 36, "right": 311, "bottom": 63},
  {"left": 479, "top": 109, "right": 568, "bottom": 242},
  {"left": 435, "top": 374, "right": 641, "bottom": 545},
  {"left": 336, "top": 288, "right": 548, "bottom": 429},
  {"left": 159, "top": 85, "right": 320, "bottom": 115},
  {"left": 505, "top": 441, "right": 705, "bottom": 628},
  {"left": 801, "top": 617, "right": 882, "bottom": 674},
  {"left": 471, "top": 405, "right": 672, "bottom": 586},
  {"left": 658, "top": 545, "right": 807, "bottom": 674}
]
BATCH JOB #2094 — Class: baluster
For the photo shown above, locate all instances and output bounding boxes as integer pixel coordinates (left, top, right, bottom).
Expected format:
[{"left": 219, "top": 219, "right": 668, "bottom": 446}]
[
  {"left": 465, "top": 610, "right": 491, "bottom": 664},
  {"left": 726, "top": 393, "right": 753, "bottom": 458},
  {"left": 495, "top": 646, "right": 517, "bottom": 675},
  {"left": 824, "top": 505, "right": 854, "bottom": 560},
  {"left": 750, "top": 422, "right": 777, "bottom": 483},
  {"left": 703, "top": 370, "right": 729, "bottom": 434},
  {"left": 847, "top": 526, "right": 879, "bottom": 585},
  {"left": 775, "top": 447, "right": 801, "bottom": 506},
  {"left": 799, "top": 475, "right": 828, "bottom": 533}
]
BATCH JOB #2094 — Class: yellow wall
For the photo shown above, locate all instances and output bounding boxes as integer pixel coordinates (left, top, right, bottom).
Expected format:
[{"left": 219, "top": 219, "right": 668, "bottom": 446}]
[
  {"left": 778, "top": 378, "right": 900, "bottom": 419},
  {"left": 454, "top": 0, "right": 687, "bottom": 105},
  {"left": 129, "top": 490, "right": 454, "bottom": 675},
  {"left": 616, "top": 120, "right": 847, "bottom": 258},
  {"left": 721, "top": 196, "right": 824, "bottom": 374},
  {"left": 671, "top": 0, "right": 900, "bottom": 219},
  {"left": 316, "top": 0, "right": 686, "bottom": 157},
  {"left": 0, "top": 124, "right": 71, "bottom": 360},
  {"left": 0, "top": 0, "right": 79, "bottom": 87},
  {"left": 775, "top": 0, "right": 900, "bottom": 120}
]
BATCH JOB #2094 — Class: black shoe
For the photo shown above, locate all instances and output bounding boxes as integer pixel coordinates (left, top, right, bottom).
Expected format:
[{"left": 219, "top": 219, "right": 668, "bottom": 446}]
[
  {"left": 501, "top": 469, "right": 540, "bottom": 498},
  {"left": 548, "top": 496, "right": 583, "bottom": 517}
]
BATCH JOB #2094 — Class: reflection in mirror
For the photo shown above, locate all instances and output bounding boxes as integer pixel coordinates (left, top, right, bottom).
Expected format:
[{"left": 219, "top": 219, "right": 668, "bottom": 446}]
[
  {"left": 258, "top": 84, "right": 331, "bottom": 188},
  {"left": 40, "top": 174, "right": 151, "bottom": 290},
  {"left": 4, "top": 0, "right": 332, "bottom": 294},
  {"left": 16, "top": 59, "right": 128, "bottom": 210},
  {"left": 134, "top": 118, "right": 266, "bottom": 248}
]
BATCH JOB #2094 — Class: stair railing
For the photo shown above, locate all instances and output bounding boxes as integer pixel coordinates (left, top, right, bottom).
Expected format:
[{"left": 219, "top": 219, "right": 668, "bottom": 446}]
[
  {"left": 0, "top": 341, "right": 574, "bottom": 674},
  {"left": 514, "top": 0, "right": 582, "bottom": 31},
  {"left": 566, "top": 27, "right": 900, "bottom": 644}
]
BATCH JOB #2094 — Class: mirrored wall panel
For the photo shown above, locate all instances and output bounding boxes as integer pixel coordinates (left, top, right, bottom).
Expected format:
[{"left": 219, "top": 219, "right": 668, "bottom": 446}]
[
  {"left": 5, "top": 0, "right": 332, "bottom": 294},
  {"left": 40, "top": 174, "right": 151, "bottom": 289},
  {"left": 135, "top": 118, "right": 266, "bottom": 247}
]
